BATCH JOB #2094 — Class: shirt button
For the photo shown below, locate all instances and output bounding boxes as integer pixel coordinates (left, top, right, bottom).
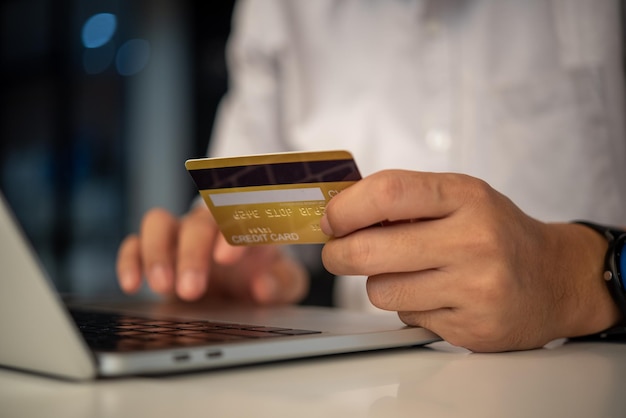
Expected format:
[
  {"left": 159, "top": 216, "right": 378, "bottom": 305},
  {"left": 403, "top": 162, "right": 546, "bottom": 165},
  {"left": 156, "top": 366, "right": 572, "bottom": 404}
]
[{"left": 425, "top": 129, "right": 451, "bottom": 152}]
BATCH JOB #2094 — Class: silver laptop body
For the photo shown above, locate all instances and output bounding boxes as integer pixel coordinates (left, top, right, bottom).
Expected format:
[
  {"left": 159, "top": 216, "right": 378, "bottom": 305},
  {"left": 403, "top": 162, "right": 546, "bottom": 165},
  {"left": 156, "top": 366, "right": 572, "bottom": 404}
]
[{"left": 0, "top": 193, "right": 440, "bottom": 380}]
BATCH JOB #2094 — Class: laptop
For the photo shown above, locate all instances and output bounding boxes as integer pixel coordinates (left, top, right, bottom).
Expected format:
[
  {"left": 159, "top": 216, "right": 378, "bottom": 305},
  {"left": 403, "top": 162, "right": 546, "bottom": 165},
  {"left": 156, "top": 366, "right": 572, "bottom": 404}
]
[{"left": 0, "top": 192, "right": 440, "bottom": 380}]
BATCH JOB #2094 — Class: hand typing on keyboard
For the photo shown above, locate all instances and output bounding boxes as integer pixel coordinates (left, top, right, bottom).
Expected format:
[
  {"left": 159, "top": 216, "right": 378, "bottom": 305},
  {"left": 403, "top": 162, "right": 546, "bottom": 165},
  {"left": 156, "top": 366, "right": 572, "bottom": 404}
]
[{"left": 115, "top": 205, "right": 309, "bottom": 304}]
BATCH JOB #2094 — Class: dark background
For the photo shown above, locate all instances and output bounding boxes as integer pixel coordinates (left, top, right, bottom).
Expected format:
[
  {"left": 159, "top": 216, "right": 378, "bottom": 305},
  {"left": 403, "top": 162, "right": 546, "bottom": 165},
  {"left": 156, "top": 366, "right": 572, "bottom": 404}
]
[{"left": 1, "top": 0, "right": 236, "bottom": 295}]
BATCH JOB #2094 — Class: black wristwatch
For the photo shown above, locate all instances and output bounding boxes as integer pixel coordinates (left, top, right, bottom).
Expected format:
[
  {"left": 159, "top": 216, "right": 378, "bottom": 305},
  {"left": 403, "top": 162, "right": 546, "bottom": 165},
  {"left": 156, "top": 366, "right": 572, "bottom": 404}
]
[{"left": 574, "top": 221, "right": 626, "bottom": 320}]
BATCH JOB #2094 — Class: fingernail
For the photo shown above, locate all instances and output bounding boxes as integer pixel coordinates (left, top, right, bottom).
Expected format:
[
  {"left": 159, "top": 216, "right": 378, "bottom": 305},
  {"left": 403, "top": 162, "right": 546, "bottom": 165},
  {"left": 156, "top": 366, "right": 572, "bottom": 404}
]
[
  {"left": 149, "top": 264, "right": 171, "bottom": 293},
  {"left": 320, "top": 215, "right": 333, "bottom": 236},
  {"left": 178, "top": 270, "right": 206, "bottom": 301}
]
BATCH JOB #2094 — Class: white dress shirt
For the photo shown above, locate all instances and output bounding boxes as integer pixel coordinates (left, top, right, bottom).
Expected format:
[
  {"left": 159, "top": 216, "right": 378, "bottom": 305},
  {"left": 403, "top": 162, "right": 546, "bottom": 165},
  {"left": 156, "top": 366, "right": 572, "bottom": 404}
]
[{"left": 208, "top": 0, "right": 626, "bottom": 309}]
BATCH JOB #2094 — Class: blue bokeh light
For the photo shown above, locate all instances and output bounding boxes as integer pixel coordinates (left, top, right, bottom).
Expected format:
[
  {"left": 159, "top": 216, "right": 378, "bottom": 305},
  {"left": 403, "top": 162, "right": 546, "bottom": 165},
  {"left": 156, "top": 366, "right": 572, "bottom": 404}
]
[
  {"left": 82, "top": 13, "right": 117, "bottom": 49},
  {"left": 115, "top": 39, "right": 151, "bottom": 76}
]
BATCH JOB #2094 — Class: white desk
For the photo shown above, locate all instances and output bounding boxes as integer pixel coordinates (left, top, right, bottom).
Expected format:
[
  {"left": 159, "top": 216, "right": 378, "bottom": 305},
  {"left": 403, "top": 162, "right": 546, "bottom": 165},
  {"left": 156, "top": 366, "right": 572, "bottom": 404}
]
[{"left": 1, "top": 340, "right": 624, "bottom": 418}]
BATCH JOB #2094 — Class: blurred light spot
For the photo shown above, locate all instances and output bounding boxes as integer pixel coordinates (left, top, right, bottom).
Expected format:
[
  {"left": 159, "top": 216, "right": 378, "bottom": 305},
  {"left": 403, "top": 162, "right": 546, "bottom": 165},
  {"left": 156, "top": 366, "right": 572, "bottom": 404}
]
[
  {"left": 83, "top": 42, "right": 115, "bottom": 74},
  {"left": 425, "top": 129, "right": 451, "bottom": 152},
  {"left": 115, "top": 39, "right": 151, "bottom": 76},
  {"left": 82, "top": 13, "right": 117, "bottom": 48}
]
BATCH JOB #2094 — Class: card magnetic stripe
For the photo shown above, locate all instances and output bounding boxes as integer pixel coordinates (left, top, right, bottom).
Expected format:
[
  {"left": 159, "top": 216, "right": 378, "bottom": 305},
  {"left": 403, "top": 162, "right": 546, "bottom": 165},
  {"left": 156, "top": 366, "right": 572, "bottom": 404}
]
[{"left": 187, "top": 159, "right": 361, "bottom": 190}]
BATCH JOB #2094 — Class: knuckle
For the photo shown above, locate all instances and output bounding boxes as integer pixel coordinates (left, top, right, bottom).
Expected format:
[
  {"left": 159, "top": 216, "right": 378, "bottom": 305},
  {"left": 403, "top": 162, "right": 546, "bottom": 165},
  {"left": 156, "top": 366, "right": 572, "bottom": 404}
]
[
  {"left": 343, "top": 236, "right": 375, "bottom": 273},
  {"left": 322, "top": 235, "right": 374, "bottom": 275},
  {"left": 456, "top": 176, "right": 504, "bottom": 218},
  {"left": 346, "top": 235, "right": 372, "bottom": 264},
  {"left": 371, "top": 170, "right": 409, "bottom": 209},
  {"left": 462, "top": 175, "right": 494, "bottom": 203}
]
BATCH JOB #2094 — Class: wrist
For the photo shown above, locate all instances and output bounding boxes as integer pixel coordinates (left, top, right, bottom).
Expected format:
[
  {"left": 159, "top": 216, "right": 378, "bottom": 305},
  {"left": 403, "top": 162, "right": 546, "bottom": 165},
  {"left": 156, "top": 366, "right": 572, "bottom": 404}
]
[
  {"left": 543, "top": 224, "right": 620, "bottom": 341},
  {"left": 573, "top": 221, "right": 626, "bottom": 325},
  {"left": 565, "top": 223, "right": 623, "bottom": 334}
]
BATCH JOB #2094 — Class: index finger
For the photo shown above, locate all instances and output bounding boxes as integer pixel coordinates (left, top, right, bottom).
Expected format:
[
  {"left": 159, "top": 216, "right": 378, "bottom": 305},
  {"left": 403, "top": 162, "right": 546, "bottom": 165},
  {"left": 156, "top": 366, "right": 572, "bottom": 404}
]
[
  {"left": 175, "top": 205, "right": 244, "bottom": 300},
  {"left": 321, "top": 170, "right": 479, "bottom": 238},
  {"left": 172, "top": 207, "right": 214, "bottom": 300},
  {"left": 139, "top": 208, "right": 180, "bottom": 294}
]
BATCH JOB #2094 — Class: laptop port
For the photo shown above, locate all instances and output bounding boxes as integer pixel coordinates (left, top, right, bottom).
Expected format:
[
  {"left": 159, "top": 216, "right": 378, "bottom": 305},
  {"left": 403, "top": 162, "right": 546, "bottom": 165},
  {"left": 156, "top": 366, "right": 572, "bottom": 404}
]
[
  {"left": 205, "top": 350, "right": 222, "bottom": 359},
  {"left": 173, "top": 353, "right": 191, "bottom": 362}
]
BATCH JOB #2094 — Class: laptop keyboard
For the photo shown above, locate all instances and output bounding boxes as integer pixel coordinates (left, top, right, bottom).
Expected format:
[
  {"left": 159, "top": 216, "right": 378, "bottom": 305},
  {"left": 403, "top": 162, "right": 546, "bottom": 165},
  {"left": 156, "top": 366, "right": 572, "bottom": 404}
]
[{"left": 69, "top": 309, "right": 321, "bottom": 352}]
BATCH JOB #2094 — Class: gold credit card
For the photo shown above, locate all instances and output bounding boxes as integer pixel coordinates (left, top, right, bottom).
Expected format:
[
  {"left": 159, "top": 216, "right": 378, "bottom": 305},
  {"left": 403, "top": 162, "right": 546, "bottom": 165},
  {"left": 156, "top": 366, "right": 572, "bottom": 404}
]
[{"left": 185, "top": 150, "right": 362, "bottom": 245}]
